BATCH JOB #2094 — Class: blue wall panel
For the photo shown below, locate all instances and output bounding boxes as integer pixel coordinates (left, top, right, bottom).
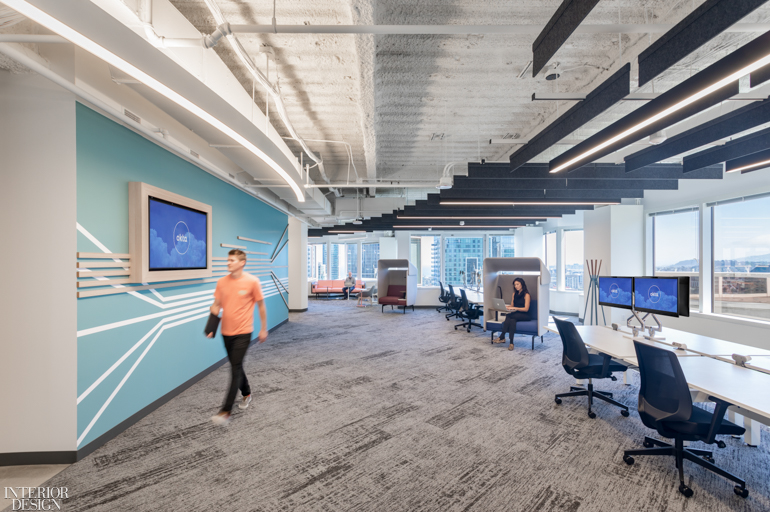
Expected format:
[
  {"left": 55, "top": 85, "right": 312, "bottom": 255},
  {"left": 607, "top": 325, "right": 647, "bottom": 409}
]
[{"left": 76, "top": 104, "right": 288, "bottom": 449}]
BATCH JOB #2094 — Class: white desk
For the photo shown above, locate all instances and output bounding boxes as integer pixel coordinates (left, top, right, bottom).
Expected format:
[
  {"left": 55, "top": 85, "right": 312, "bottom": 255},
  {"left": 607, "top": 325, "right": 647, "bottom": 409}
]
[
  {"left": 746, "top": 355, "right": 770, "bottom": 375},
  {"left": 547, "top": 323, "right": 770, "bottom": 446},
  {"left": 460, "top": 289, "right": 484, "bottom": 305},
  {"left": 640, "top": 328, "right": 770, "bottom": 358}
]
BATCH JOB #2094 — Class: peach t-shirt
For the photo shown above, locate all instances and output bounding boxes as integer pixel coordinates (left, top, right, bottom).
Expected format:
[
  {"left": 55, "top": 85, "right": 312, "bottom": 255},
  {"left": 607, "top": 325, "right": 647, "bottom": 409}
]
[{"left": 214, "top": 273, "right": 264, "bottom": 336}]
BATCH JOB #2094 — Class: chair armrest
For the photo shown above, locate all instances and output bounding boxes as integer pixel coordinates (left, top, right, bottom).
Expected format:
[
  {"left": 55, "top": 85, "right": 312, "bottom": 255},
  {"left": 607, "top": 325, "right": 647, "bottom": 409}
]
[
  {"left": 705, "top": 395, "right": 732, "bottom": 444},
  {"left": 600, "top": 352, "right": 612, "bottom": 376}
]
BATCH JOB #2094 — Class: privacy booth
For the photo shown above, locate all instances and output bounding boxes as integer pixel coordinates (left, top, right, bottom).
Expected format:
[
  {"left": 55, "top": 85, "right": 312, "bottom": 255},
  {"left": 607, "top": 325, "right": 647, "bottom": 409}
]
[
  {"left": 483, "top": 257, "right": 551, "bottom": 349},
  {"left": 377, "top": 259, "right": 417, "bottom": 313}
]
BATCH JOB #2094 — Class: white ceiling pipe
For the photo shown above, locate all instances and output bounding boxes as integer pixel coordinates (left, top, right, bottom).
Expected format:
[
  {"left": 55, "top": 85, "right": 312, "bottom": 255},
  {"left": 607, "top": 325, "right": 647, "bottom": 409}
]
[
  {"left": 201, "top": 0, "right": 339, "bottom": 196},
  {"left": 0, "top": 42, "right": 297, "bottom": 219},
  {"left": 230, "top": 23, "right": 770, "bottom": 35}
]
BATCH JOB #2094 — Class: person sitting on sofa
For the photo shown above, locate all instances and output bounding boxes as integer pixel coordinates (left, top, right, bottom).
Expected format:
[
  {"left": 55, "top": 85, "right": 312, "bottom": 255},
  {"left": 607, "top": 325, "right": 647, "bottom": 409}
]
[
  {"left": 342, "top": 272, "right": 356, "bottom": 299},
  {"left": 493, "top": 277, "right": 530, "bottom": 351}
]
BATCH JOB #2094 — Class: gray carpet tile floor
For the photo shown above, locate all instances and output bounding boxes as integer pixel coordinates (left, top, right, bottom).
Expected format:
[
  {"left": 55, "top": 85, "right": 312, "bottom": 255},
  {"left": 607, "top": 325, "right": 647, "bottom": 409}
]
[{"left": 25, "top": 301, "right": 770, "bottom": 511}]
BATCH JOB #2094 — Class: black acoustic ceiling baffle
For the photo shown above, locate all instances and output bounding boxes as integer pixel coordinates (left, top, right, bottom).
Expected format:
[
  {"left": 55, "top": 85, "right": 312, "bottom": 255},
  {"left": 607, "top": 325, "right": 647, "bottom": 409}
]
[
  {"left": 473, "top": 162, "right": 723, "bottom": 180},
  {"left": 683, "top": 125, "right": 770, "bottom": 172},
  {"left": 549, "top": 30, "right": 770, "bottom": 174},
  {"left": 638, "top": 0, "right": 768, "bottom": 87},
  {"left": 725, "top": 147, "right": 770, "bottom": 174},
  {"left": 624, "top": 97, "right": 770, "bottom": 172},
  {"left": 509, "top": 64, "right": 630, "bottom": 171},
  {"left": 532, "top": 0, "right": 601, "bottom": 77}
]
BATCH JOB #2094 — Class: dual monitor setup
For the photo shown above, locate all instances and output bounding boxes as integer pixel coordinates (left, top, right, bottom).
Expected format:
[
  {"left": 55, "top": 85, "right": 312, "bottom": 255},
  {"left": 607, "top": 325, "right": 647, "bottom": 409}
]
[{"left": 598, "top": 276, "right": 690, "bottom": 338}]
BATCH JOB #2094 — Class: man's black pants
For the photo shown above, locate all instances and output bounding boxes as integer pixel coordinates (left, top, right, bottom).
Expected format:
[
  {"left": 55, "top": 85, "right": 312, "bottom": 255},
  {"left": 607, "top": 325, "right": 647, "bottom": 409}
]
[{"left": 221, "top": 333, "right": 252, "bottom": 413}]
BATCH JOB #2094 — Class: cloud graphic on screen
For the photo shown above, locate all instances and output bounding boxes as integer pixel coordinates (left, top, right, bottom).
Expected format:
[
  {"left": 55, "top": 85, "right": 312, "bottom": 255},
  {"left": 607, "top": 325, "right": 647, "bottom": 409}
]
[
  {"left": 600, "top": 288, "right": 632, "bottom": 305},
  {"left": 634, "top": 291, "right": 677, "bottom": 313},
  {"left": 150, "top": 229, "right": 206, "bottom": 269}
]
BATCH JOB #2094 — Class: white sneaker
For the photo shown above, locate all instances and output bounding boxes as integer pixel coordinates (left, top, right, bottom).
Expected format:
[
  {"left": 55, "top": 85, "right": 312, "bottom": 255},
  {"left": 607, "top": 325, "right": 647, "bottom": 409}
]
[
  {"left": 211, "top": 412, "right": 231, "bottom": 425},
  {"left": 238, "top": 394, "right": 252, "bottom": 410}
]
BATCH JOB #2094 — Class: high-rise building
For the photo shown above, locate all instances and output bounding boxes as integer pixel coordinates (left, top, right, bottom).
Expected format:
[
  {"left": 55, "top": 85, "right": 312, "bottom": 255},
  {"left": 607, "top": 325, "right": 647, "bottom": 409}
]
[
  {"left": 361, "top": 243, "right": 379, "bottom": 278},
  {"left": 444, "top": 237, "right": 483, "bottom": 286}
]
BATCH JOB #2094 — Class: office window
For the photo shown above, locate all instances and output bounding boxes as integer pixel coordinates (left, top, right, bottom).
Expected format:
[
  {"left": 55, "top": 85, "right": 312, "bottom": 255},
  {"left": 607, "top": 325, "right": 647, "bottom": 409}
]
[
  {"left": 308, "top": 244, "right": 327, "bottom": 279},
  {"left": 361, "top": 243, "right": 379, "bottom": 278},
  {"left": 330, "top": 243, "right": 358, "bottom": 279},
  {"left": 444, "top": 237, "right": 483, "bottom": 286},
  {"left": 489, "top": 235, "right": 515, "bottom": 258},
  {"left": 563, "top": 230, "right": 583, "bottom": 291},
  {"left": 412, "top": 235, "right": 441, "bottom": 286},
  {"left": 346, "top": 243, "right": 358, "bottom": 277},
  {"left": 545, "top": 232, "right": 556, "bottom": 290},
  {"left": 654, "top": 210, "right": 699, "bottom": 310},
  {"left": 713, "top": 195, "right": 770, "bottom": 321}
]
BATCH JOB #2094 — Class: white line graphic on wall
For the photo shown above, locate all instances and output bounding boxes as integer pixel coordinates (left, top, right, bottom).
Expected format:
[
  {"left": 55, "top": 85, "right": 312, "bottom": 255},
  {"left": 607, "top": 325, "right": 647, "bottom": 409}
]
[{"left": 76, "top": 223, "right": 288, "bottom": 447}]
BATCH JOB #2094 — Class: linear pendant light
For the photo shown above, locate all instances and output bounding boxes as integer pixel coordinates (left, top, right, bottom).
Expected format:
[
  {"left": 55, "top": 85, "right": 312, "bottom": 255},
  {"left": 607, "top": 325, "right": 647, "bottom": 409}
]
[
  {"left": 725, "top": 147, "right": 770, "bottom": 173},
  {"left": 396, "top": 216, "right": 554, "bottom": 220},
  {"left": 2, "top": 0, "right": 305, "bottom": 202},
  {"left": 549, "top": 30, "right": 770, "bottom": 174},
  {"left": 439, "top": 201, "right": 620, "bottom": 206}
]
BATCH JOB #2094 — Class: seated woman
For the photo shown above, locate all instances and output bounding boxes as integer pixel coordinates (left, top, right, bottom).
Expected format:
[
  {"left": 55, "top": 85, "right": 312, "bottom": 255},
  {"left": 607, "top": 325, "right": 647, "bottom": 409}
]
[{"left": 494, "top": 277, "right": 530, "bottom": 351}]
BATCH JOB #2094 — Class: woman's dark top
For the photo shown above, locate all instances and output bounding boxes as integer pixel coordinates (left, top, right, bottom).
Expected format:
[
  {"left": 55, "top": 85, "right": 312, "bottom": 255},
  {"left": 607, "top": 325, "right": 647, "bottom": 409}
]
[{"left": 513, "top": 292, "right": 529, "bottom": 311}]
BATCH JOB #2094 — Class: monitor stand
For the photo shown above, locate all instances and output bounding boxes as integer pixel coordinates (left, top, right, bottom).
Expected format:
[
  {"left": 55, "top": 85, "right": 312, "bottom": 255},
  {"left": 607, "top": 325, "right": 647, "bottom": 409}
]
[
  {"left": 642, "top": 313, "right": 665, "bottom": 341},
  {"left": 626, "top": 310, "right": 645, "bottom": 337}
]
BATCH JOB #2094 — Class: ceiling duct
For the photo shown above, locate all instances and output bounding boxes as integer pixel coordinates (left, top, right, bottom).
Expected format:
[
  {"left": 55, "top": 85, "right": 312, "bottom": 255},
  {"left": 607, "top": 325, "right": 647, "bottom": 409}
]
[{"left": 201, "top": 0, "right": 339, "bottom": 196}]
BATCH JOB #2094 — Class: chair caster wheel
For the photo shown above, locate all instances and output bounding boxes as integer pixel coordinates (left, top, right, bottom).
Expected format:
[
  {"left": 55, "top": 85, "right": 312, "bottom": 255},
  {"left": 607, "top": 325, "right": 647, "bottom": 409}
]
[
  {"left": 678, "top": 484, "right": 693, "bottom": 498},
  {"left": 588, "top": 411, "right": 596, "bottom": 419},
  {"left": 642, "top": 440, "right": 654, "bottom": 448},
  {"left": 454, "top": 326, "right": 458, "bottom": 330},
  {"left": 610, "top": 376, "right": 617, "bottom": 381},
  {"left": 702, "top": 455, "right": 715, "bottom": 464},
  {"left": 716, "top": 440, "right": 726, "bottom": 449},
  {"left": 623, "top": 455, "right": 634, "bottom": 465},
  {"left": 467, "top": 328, "right": 471, "bottom": 333},
  {"left": 621, "top": 409, "right": 630, "bottom": 417},
  {"left": 734, "top": 486, "right": 749, "bottom": 498},
  {"left": 554, "top": 398, "right": 562, "bottom": 405}
]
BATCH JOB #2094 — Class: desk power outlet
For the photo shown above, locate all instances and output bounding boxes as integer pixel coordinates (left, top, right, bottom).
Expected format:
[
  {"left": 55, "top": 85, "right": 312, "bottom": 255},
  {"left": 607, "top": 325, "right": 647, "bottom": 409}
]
[{"left": 672, "top": 342, "right": 688, "bottom": 350}]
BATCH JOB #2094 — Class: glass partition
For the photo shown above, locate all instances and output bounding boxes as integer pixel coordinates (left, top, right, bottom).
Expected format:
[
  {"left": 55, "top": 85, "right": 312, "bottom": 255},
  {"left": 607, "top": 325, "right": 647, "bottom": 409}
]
[{"left": 563, "top": 230, "right": 584, "bottom": 291}]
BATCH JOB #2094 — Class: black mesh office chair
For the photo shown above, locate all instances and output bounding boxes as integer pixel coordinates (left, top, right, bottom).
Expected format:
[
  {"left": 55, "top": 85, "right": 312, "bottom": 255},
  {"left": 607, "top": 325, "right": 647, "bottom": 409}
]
[
  {"left": 553, "top": 317, "right": 630, "bottom": 418},
  {"left": 436, "top": 281, "right": 451, "bottom": 313},
  {"left": 623, "top": 341, "right": 748, "bottom": 499},
  {"left": 445, "top": 284, "right": 463, "bottom": 321},
  {"left": 455, "top": 289, "right": 483, "bottom": 332}
]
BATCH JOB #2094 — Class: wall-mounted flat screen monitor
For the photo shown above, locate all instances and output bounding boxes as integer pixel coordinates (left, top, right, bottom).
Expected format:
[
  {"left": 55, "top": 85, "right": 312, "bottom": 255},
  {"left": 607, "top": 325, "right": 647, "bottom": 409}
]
[
  {"left": 677, "top": 276, "right": 691, "bottom": 317},
  {"left": 148, "top": 196, "right": 208, "bottom": 271},
  {"left": 598, "top": 276, "right": 633, "bottom": 310},
  {"left": 633, "top": 277, "right": 679, "bottom": 317}
]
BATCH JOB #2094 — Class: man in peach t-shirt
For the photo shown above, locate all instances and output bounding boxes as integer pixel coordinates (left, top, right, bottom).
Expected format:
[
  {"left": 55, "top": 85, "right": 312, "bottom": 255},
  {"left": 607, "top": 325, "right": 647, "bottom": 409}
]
[{"left": 208, "top": 249, "right": 268, "bottom": 425}]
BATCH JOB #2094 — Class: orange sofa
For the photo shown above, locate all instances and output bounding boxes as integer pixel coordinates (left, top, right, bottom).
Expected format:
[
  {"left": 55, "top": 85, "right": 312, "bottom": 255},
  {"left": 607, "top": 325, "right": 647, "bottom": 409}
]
[{"left": 311, "top": 279, "right": 364, "bottom": 299}]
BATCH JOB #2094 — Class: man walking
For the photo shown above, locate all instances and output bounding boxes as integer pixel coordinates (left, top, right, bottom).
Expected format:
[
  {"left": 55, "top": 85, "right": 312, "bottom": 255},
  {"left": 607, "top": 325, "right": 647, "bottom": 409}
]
[{"left": 208, "top": 249, "right": 268, "bottom": 425}]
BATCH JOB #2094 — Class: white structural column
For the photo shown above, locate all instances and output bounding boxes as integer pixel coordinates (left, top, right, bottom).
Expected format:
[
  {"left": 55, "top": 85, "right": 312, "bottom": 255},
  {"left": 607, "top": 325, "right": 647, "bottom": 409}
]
[
  {"left": 395, "top": 231, "right": 411, "bottom": 260},
  {"left": 583, "top": 205, "right": 644, "bottom": 326},
  {"left": 0, "top": 69, "right": 78, "bottom": 457},
  {"left": 514, "top": 226, "right": 545, "bottom": 260},
  {"left": 287, "top": 217, "right": 308, "bottom": 311}
]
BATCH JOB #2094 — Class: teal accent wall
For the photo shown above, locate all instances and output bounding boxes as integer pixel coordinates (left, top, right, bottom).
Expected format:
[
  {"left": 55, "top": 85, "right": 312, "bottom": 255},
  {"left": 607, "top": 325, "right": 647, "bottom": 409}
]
[{"left": 76, "top": 104, "right": 288, "bottom": 449}]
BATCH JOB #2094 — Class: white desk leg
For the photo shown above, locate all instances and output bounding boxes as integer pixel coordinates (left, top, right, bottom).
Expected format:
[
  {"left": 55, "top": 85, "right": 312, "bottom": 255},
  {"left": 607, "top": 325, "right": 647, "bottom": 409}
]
[{"left": 726, "top": 411, "right": 760, "bottom": 447}]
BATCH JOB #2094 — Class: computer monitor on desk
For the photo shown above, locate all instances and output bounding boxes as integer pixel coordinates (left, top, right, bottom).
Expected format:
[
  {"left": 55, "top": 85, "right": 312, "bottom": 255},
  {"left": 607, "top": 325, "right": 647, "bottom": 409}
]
[
  {"left": 633, "top": 277, "right": 690, "bottom": 318},
  {"left": 598, "top": 277, "right": 633, "bottom": 310}
]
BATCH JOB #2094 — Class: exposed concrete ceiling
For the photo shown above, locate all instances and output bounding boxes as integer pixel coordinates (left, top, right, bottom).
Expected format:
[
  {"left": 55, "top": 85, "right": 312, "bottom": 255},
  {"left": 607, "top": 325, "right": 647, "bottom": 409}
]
[{"left": 170, "top": 0, "right": 770, "bottom": 200}]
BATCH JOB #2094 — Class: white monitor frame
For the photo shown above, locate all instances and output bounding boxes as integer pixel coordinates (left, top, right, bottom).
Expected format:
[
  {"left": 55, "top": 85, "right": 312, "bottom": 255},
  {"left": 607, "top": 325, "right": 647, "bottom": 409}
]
[{"left": 129, "top": 182, "right": 213, "bottom": 284}]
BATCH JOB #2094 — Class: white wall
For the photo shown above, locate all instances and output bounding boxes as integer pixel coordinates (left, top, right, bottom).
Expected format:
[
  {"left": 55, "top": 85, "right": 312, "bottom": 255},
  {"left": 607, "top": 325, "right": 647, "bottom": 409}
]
[
  {"left": 379, "top": 236, "right": 397, "bottom": 259},
  {"left": 514, "top": 227, "right": 544, "bottom": 260},
  {"left": 288, "top": 217, "right": 308, "bottom": 311},
  {"left": 583, "top": 206, "right": 644, "bottom": 325},
  {"left": 0, "top": 70, "right": 78, "bottom": 454}
]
